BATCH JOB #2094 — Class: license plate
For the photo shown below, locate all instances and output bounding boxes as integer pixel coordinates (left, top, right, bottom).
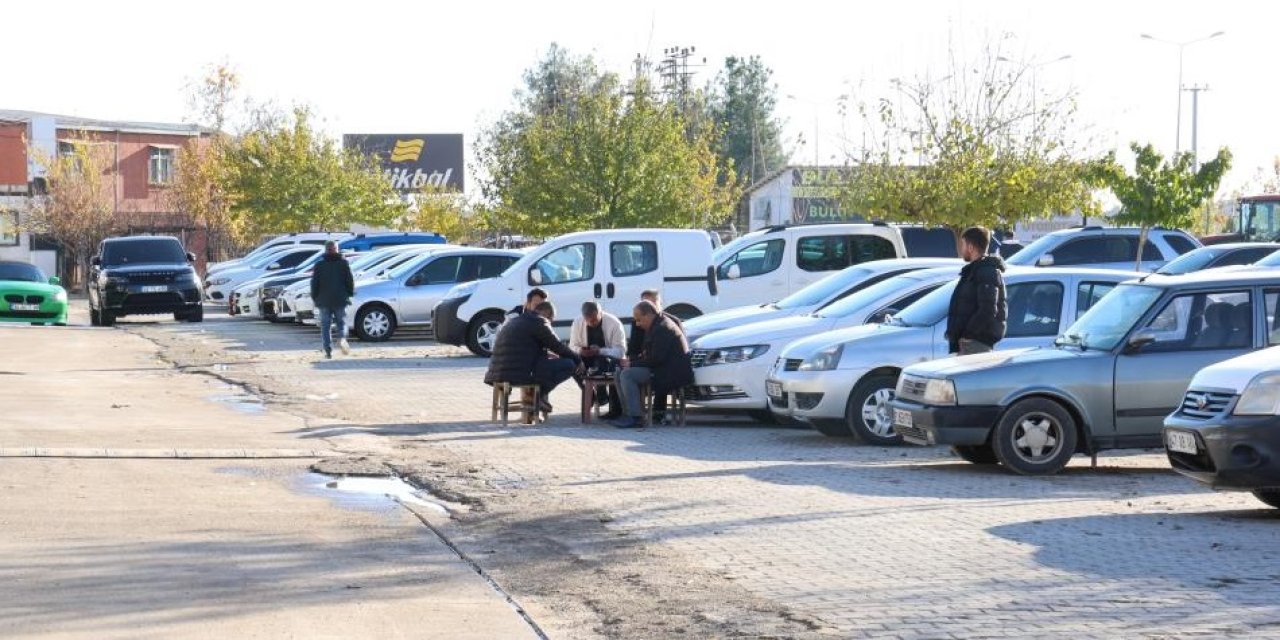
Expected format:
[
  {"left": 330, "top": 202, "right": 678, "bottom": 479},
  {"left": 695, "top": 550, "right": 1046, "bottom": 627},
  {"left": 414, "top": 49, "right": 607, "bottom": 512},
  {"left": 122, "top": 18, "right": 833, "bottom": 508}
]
[
  {"left": 894, "top": 408, "right": 913, "bottom": 429},
  {"left": 141, "top": 285, "right": 168, "bottom": 293},
  {"left": 1166, "top": 430, "right": 1198, "bottom": 454},
  {"left": 11, "top": 303, "right": 38, "bottom": 311},
  {"left": 766, "top": 380, "right": 783, "bottom": 398}
]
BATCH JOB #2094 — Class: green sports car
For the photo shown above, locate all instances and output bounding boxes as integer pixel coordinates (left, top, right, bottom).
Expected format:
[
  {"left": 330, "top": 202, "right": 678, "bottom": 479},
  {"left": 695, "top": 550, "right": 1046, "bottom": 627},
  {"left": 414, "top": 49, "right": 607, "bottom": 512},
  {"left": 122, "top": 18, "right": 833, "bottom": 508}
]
[{"left": 0, "top": 261, "right": 68, "bottom": 326}]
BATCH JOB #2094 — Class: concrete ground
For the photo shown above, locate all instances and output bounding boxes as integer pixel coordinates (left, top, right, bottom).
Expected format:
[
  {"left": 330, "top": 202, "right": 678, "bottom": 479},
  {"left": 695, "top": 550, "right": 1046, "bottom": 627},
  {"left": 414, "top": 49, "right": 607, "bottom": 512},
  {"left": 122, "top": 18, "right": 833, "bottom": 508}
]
[{"left": 0, "top": 313, "right": 538, "bottom": 639}]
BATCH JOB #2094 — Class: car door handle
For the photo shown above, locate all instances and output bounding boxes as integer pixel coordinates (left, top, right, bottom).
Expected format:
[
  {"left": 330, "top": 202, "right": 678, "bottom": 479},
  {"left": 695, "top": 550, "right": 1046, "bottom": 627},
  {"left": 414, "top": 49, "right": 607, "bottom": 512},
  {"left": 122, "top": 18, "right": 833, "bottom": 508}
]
[
  {"left": 607, "top": 283, "right": 616, "bottom": 298},
  {"left": 594, "top": 283, "right": 603, "bottom": 298}
]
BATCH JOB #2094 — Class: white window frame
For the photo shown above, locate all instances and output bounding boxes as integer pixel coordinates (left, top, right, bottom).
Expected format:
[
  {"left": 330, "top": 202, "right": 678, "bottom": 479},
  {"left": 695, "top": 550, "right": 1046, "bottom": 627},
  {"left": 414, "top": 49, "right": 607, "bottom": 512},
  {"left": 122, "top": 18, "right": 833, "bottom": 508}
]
[{"left": 149, "top": 145, "right": 176, "bottom": 185}]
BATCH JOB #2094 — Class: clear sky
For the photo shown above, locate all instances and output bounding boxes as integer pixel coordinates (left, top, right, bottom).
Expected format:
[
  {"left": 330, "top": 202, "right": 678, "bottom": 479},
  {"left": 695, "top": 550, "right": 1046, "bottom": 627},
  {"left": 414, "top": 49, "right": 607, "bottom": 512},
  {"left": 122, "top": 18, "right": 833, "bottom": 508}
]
[{"left": 7, "top": 0, "right": 1276, "bottom": 192}]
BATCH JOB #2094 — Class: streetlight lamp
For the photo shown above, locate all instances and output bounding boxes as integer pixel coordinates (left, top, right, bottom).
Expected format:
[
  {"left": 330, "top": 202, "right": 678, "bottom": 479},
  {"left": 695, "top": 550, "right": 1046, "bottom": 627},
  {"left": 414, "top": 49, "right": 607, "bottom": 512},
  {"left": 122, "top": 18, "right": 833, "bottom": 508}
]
[
  {"left": 1140, "top": 31, "right": 1225, "bottom": 152},
  {"left": 786, "top": 94, "right": 820, "bottom": 165}
]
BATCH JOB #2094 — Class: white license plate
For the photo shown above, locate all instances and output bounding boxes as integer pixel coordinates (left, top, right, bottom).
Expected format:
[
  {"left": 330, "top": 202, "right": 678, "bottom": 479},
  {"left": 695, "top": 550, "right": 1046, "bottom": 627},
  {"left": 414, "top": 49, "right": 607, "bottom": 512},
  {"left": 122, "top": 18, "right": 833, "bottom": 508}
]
[
  {"left": 11, "top": 303, "right": 38, "bottom": 311},
  {"left": 1166, "top": 430, "right": 1198, "bottom": 454},
  {"left": 766, "top": 380, "right": 783, "bottom": 398},
  {"left": 894, "top": 408, "right": 913, "bottom": 429},
  {"left": 140, "top": 285, "right": 168, "bottom": 293}
]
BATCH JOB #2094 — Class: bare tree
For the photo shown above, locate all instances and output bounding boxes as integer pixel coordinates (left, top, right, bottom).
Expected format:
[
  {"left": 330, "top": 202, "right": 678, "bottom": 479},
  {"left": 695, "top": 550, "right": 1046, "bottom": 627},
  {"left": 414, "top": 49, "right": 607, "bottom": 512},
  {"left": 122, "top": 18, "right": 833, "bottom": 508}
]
[{"left": 27, "top": 135, "right": 117, "bottom": 287}]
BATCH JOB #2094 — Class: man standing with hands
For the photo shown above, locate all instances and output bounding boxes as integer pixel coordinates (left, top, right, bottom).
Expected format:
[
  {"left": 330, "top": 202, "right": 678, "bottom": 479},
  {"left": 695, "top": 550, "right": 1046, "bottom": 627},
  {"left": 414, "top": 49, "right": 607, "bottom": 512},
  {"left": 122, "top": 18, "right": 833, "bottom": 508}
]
[
  {"left": 310, "top": 240, "right": 355, "bottom": 359},
  {"left": 946, "top": 226, "right": 1008, "bottom": 356}
]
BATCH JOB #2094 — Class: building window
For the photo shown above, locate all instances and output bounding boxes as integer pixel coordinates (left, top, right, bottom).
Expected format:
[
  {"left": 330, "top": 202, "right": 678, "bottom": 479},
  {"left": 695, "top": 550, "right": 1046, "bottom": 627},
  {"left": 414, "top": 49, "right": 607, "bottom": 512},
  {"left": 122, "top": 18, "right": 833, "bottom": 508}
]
[
  {"left": 149, "top": 146, "right": 175, "bottom": 185},
  {"left": 0, "top": 211, "right": 18, "bottom": 246}
]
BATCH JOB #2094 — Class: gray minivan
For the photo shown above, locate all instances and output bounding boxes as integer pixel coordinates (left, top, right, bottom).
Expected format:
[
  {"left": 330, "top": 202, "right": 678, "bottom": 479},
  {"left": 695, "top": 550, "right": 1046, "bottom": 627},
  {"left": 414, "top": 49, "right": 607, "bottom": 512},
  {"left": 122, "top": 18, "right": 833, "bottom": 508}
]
[{"left": 888, "top": 269, "right": 1280, "bottom": 475}]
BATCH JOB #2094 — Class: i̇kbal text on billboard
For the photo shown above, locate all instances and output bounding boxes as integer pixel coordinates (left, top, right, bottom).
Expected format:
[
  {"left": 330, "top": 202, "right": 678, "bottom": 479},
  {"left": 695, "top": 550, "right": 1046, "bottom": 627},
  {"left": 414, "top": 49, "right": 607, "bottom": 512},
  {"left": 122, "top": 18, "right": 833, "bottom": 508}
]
[{"left": 343, "top": 134, "right": 464, "bottom": 193}]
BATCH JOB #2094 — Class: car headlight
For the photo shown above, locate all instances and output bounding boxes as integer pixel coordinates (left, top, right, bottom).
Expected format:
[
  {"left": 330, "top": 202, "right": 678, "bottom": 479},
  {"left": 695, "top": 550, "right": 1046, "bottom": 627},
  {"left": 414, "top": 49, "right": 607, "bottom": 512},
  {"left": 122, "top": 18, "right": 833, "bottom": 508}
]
[
  {"left": 54, "top": 289, "right": 68, "bottom": 302},
  {"left": 1234, "top": 373, "right": 1280, "bottom": 415},
  {"left": 702, "top": 345, "right": 770, "bottom": 366},
  {"left": 923, "top": 378, "right": 958, "bottom": 405},
  {"left": 209, "top": 277, "right": 231, "bottom": 285},
  {"left": 444, "top": 281, "right": 479, "bottom": 300},
  {"left": 105, "top": 276, "right": 129, "bottom": 288},
  {"left": 799, "top": 344, "right": 844, "bottom": 371}
]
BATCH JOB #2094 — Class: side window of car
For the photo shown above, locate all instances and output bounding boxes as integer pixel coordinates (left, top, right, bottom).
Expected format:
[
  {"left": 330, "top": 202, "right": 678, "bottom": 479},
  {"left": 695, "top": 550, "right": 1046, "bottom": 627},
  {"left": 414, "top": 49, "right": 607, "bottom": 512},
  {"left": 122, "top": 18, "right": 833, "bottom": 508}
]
[
  {"left": 1005, "top": 282, "right": 1064, "bottom": 337},
  {"left": 1049, "top": 238, "right": 1106, "bottom": 266},
  {"left": 478, "top": 256, "right": 516, "bottom": 279},
  {"left": 610, "top": 241, "right": 658, "bottom": 277},
  {"left": 1222, "top": 247, "right": 1278, "bottom": 268},
  {"left": 277, "top": 251, "right": 312, "bottom": 268},
  {"left": 1266, "top": 289, "right": 1280, "bottom": 346},
  {"left": 719, "top": 239, "right": 784, "bottom": 279},
  {"left": 416, "top": 256, "right": 462, "bottom": 285},
  {"left": 532, "top": 243, "right": 595, "bottom": 285},
  {"left": 1075, "top": 281, "right": 1118, "bottom": 320},
  {"left": 797, "top": 236, "right": 849, "bottom": 272},
  {"left": 875, "top": 284, "right": 941, "bottom": 320},
  {"left": 1141, "top": 290, "right": 1251, "bottom": 351},
  {"left": 849, "top": 236, "right": 898, "bottom": 265},
  {"left": 1163, "top": 234, "right": 1198, "bottom": 256}
]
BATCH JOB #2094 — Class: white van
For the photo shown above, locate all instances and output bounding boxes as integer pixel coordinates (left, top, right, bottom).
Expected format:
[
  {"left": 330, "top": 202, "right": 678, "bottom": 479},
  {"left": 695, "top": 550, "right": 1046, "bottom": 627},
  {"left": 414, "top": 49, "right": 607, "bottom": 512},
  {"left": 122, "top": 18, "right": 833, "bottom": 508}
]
[
  {"left": 434, "top": 229, "right": 718, "bottom": 356},
  {"left": 713, "top": 223, "right": 919, "bottom": 308}
]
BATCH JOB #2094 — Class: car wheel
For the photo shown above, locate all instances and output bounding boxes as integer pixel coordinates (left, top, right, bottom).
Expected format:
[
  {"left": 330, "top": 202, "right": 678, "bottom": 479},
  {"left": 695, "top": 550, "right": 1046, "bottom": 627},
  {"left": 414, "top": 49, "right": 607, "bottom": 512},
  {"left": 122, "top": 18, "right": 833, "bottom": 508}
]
[
  {"left": 845, "top": 374, "right": 903, "bottom": 445},
  {"left": 665, "top": 304, "right": 702, "bottom": 321},
  {"left": 186, "top": 306, "right": 204, "bottom": 323},
  {"left": 991, "top": 398, "right": 1079, "bottom": 475},
  {"left": 90, "top": 306, "right": 101, "bottom": 327},
  {"left": 747, "top": 409, "right": 778, "bottom": 424},
  {"left": 100, "top": 310, "right": 116, "bottom": 327},
  {"left": 467, "top": 312, "right": 504, "bottom": 357},
  {"left": 952, "top": 444, "right": 999, "bottom": 465},
  {"left": 355, "top": 304, "right": 395, "bottom": 342},
  {"left": 1252, "top": 490, "right": 1280, "bottom": 509}
]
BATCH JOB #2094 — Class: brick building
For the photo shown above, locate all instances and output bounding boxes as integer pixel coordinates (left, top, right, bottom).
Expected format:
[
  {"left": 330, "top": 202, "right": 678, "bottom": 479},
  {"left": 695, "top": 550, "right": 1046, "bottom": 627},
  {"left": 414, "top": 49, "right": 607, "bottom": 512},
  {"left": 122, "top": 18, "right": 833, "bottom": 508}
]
[{"left": 0, "top": 109, "right": 211, "bottom": 280}]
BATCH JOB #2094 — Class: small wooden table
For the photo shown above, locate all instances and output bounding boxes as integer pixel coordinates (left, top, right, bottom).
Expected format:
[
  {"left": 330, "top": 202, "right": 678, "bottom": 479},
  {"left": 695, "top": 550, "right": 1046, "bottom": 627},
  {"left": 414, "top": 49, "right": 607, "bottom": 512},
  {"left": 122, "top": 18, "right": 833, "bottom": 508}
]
[{"left": 580, "top": 376, "right": 618, "bottom": 424}]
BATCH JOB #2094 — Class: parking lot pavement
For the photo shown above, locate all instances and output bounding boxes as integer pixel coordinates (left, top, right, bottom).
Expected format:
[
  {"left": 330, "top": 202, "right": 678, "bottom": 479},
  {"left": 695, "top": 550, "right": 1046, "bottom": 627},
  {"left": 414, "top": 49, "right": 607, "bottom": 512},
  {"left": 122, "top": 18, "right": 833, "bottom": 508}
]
[{"left": 131, "top": 308, "right": 1280, "bottom": 639}]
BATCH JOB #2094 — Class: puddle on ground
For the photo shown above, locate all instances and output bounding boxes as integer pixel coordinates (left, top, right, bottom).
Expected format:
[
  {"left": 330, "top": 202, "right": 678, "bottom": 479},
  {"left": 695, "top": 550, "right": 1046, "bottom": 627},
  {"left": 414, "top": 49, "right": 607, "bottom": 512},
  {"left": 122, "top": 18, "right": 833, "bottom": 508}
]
[
  {"left": 299, "top": 472, "right": 449, "bottom": 515},
  {"left": 207, "top": 381, "right": 265, "bottom": 414}
]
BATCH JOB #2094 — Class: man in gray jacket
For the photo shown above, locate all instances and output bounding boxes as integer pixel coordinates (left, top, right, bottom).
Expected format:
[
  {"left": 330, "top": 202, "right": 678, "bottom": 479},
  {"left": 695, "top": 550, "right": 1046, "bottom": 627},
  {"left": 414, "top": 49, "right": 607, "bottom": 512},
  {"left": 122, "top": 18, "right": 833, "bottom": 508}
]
[{"left": 310, "top": 241, "right": 355, "bottom": 359}]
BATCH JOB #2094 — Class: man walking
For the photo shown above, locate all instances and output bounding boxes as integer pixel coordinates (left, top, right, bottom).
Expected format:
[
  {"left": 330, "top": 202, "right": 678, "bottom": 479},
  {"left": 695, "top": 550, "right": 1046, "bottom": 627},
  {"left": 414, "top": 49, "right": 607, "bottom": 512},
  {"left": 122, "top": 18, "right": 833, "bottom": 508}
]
[
  {"left": 612, "top": 301, "right": 693, "bottom": 429},
  {"left": 946, "top": 226, "right": 1008, "bottom": 356},
  {"left": 310, "top": 241, "right": 355, "bottom": 359}
]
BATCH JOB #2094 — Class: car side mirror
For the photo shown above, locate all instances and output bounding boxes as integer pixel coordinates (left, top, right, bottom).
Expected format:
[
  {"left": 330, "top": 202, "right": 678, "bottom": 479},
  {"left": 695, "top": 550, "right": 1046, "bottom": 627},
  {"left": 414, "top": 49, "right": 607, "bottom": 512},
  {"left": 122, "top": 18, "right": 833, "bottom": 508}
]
[
  {"left": 529, "top": 267, "right": 543, "bottom": 285},
  {"left": 1036, "top": 254, "right": 1055, "bottom": 267},
  {"left": 406, "top": 274, "right": 424, "bottom": 286},
  {"left": 48, "top": 276, "right": 61, "bottom": 286},
  {"left": 726, "top": 264, "right": 742, "bottom": 280},
  {"left": 90, "top": 256, "right": 101, "bottom": 267},
  {"left": 871, "top": 308, "right": 899, "bottom": 324},
  {"left": 267, "top": 262, "right": 281, "bottom": 270},
  {"left": 186, "top": 252, "right": 196, "bottom": 263},
  {"left": 1125, "top": 331, "right": 1157, "bottom": 353}
]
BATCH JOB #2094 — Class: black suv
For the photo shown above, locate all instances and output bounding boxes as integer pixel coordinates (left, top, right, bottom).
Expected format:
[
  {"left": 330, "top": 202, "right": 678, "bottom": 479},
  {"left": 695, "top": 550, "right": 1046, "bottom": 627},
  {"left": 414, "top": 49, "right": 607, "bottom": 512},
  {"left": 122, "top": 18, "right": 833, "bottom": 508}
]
[{"left": 89, "top": 236, "right": 204, "bottom": 326}]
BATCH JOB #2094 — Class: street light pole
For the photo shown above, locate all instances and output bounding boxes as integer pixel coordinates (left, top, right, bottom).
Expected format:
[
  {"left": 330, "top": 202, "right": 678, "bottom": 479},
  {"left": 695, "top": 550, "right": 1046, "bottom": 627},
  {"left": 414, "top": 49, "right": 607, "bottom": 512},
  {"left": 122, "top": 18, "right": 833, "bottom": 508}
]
[{"left": 1140, "top": 31, "right": 1225, "bottom": 153}]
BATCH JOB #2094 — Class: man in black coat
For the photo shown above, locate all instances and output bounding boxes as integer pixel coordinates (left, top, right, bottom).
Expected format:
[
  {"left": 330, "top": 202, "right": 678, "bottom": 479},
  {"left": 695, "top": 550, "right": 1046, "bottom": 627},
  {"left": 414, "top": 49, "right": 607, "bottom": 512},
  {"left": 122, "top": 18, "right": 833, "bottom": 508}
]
[
  {"left": 626, "top": 289, "right": 684, "bottom": 361},
  {"left": 310, "top": 241, "right": 355, "bottom": 359},
  {"left": 946, "top": 226, "right": 1008, "bottom": 355},
  {"left": 484, "top": 301, "right": 582, "bottom": 414},
  {"left": 612, "top": 300, "right": 693, "bottom": 429}
]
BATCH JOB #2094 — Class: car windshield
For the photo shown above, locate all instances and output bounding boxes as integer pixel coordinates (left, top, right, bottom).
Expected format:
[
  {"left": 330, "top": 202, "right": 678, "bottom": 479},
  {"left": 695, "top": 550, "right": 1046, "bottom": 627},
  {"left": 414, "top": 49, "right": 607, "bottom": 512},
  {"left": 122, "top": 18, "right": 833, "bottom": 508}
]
[
  {"left": 1004, "top": 233, "right": 1059, "bottom": 266},
  {"left": 815, "top": 274, "right": 926, "bottom": 319},
  {"left": 102, "top": 239, "right": 186, "bottom": 266},
  {"left": 1156, "top": 248, "right": 1220, "bottom": 275},
  {"left": 776, "top": 267, "right": 875, "bottom": 309},
  {"left": 0, "top": 263, "right": 44, "bottom": 282},
  {"left": 890, "top": 280, "right": 957, "bottom": 327},
  {"left": 711, "top": 232, "right": 763, "bottom": 265},
  {"left": 1056, "top": 283, "right": 1163, "bottom": 351},
  {"left": 248, "top": 248, "right": 298, "bottom": 269}
]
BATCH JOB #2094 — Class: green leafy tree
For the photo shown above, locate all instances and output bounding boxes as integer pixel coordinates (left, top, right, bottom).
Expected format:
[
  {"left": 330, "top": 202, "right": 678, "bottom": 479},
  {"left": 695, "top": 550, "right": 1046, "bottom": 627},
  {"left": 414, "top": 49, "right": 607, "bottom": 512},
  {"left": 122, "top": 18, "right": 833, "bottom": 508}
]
[
  {"left": 1098, "top": 143, "right": 1232, "bottom": 269},
  {"left": 221, "top": 108, "right": 407, "bottom": 236},
  {"left": 841, "top": 42, "right": 1104, "bottom": 250},
  {"left": 707, "top": 56, "right": 788, "bottom": 185},
  {"left": 479, "top": 48, "right": 740, "bottom": 236},
  {"left": 399, "top": 185, "right": 476, "bottom": 243},
  {"left": 27, "top": 136, "right": 117, "bottom": 286}
]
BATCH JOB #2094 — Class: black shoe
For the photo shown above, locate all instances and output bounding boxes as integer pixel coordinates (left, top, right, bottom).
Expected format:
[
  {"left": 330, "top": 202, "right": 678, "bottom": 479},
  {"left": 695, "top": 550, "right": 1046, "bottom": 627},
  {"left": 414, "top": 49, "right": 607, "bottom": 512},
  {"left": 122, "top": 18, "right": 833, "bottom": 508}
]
[
  {"left": 538, "top": 398, "right": 553, "bottom": 414},
  {"left": 601, "top": 409, "right": 622, "bottom": 421},
  {"left": 610, "top": 416, "right": 642, "bottom": 429}
]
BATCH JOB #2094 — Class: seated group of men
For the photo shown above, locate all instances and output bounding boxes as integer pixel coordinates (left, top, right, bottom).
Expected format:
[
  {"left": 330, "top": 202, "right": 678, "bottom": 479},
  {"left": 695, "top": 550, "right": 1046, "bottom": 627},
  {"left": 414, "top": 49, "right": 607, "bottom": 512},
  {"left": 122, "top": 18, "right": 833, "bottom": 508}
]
[{"left": 483, "top": 288, "right": 694, "bottom": 429}]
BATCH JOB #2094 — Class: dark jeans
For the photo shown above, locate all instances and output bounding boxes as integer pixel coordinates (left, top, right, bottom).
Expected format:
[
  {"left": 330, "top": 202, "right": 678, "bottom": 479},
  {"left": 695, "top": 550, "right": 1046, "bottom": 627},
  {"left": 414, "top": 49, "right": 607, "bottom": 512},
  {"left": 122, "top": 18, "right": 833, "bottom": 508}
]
[{"left": 533, "top": 357, "right": 577, "bottom": 399}]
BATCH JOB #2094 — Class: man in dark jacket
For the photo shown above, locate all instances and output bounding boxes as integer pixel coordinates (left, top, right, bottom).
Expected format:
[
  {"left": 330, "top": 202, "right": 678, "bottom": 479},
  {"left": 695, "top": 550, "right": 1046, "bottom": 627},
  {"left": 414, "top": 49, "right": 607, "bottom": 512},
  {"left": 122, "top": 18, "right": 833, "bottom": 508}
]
[
  {"left": 310, "top": 241, "right": 355, "bottom": 359},
  {"left": 484, "top": 301, "right": 582, "bottom": 415},
  {"left": 626, "top": 289, "right": 684, "bottom": 361},
  {"left": 946, "top": 227, "right": 1008, "bottom": 355},
  {"left": 612, "top": 300, "right": 693, "bottom": 429}
]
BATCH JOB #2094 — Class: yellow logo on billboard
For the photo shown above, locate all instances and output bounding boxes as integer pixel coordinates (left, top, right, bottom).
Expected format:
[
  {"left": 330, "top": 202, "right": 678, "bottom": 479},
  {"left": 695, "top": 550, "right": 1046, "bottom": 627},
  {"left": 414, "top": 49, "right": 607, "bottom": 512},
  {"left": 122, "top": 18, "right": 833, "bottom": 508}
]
[{"left": 389, "top": 139, "right": 425, "bottom": 163}]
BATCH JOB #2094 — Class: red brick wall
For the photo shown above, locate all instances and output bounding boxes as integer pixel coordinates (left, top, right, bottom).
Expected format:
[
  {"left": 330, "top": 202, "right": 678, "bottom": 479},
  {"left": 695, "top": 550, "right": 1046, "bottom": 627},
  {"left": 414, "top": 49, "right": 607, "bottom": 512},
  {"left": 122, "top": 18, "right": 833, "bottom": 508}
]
[
  {"left": 55, "top": 130, "right": 202, "bottom": 216},
  {"left": 0, "top": 123, "right": 27, "bottom": 185}
]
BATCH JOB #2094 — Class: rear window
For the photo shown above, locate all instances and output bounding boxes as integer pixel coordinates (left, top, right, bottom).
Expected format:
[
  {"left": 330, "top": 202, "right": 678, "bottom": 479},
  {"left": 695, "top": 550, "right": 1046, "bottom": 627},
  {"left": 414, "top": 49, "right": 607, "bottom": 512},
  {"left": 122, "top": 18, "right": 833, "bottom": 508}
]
[
  {"left": 1164, "top": 234, "right": 1198, "bottom": 255},
  {"left": 101, "top": 238, "right": 186, "bottom": 266},
  {"left": 900, "top": 228, "right": 959, "bottom": 258}
]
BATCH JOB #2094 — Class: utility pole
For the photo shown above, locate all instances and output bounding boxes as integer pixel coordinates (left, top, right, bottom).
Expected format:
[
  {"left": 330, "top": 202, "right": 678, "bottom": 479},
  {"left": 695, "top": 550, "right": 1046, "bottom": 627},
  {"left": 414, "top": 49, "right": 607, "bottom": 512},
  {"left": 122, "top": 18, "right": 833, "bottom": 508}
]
[
  {"left": 1140, "top": 31, "right": 1224, "bottom": 153},
  {"left": 1185, "top": 83, "right": 1211, "bottom": 232}
]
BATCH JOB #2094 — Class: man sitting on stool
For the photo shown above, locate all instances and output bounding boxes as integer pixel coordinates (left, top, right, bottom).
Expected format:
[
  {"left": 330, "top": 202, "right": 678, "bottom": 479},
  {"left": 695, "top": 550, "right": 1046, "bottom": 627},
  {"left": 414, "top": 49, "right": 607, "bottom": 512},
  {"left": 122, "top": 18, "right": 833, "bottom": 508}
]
[
  {"left": 485, "top": 301, "right": 582, "bottom": 415},
  {"left": 612, "top": 300, "right": 693, "bottom": 429},
  {"left": 571, "top": 301, "right": 627, "bottom": 420}
]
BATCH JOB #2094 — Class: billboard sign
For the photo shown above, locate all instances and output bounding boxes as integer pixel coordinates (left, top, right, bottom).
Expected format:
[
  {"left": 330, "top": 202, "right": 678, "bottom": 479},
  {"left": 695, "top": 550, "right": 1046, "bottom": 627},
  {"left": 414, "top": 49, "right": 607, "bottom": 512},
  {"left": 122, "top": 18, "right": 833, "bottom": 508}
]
[
  {"left": 789, "top": 167, "right": 863, "bottom": 224},
  {"left": 343, "top": 133, "right": 464, "bottom": 193}
]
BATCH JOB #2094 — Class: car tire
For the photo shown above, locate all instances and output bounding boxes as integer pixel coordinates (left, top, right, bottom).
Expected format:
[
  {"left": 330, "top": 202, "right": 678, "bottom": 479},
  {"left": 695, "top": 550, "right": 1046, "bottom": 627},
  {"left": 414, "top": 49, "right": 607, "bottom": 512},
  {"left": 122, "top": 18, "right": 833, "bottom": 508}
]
[
  {"left": 1252, "top": 490, "right": 1280, "bottom": 509},
  {"left": 991, "top": 398, "right": 1079, "bottom": 476},
  {"left": 90, "top": 306, "right": 101, "bottom": 327},
  {"left": 952, "top": 444, "right": 999, "bottom": 465},
  {"left": 186, "top": 306, "right": 204, "bottom": 323},
  {"left": 665, "top": 304, "right": 702, "bottom": 321},
  {"left": 467, "top": 311, "right": 504, "bottom": 357},
  {"left": 747, "top": 409, "right": 778, "bottom": 425},
  {"left": 100, "top": 310, "right": 116, "bottom": 327},
  {"left": 355, "top": 304, "right": 396, "bottom": 342},
  {"left": 844, "top": 374, "right": 903, "bottom": 446}
]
